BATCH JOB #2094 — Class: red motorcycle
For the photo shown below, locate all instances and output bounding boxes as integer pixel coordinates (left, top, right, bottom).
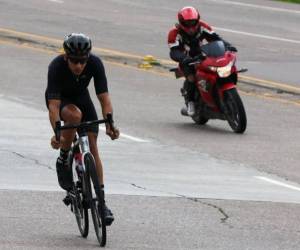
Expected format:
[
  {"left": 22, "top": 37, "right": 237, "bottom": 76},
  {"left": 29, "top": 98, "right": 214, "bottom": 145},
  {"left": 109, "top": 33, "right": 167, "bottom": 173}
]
[{"left": 170, "top": 41, "right": 247, "bottom": 133}]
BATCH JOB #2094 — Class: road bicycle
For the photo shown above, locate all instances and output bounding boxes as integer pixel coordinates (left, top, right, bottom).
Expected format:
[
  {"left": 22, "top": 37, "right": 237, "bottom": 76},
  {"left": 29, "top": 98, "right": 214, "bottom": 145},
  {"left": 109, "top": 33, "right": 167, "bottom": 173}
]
[{"left": 55, "top": 114, "right": 115, "bottom": 247}]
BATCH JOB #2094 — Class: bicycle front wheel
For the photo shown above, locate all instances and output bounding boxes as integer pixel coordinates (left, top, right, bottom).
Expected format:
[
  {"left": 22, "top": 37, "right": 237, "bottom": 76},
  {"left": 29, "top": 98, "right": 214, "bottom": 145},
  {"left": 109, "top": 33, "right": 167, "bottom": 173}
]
[
  {"left": 84, "top": 153, "right": 107, "bottom": 247},
  {"left": 68, "top": 152, "right": 89, "bottom": 238},
  {"left": 74, "top": 177, "right": 89, "bottom": 237}
]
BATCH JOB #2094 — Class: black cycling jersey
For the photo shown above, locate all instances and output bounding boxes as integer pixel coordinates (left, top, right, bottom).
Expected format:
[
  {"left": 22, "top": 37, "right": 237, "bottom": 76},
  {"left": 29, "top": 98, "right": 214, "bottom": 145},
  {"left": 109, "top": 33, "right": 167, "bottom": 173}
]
[
  {"left": 45, "top": 53, "right": 108, "bottom": 134},
  {"left": 46, "top": 53, "right": 108, "bottom": 100}
]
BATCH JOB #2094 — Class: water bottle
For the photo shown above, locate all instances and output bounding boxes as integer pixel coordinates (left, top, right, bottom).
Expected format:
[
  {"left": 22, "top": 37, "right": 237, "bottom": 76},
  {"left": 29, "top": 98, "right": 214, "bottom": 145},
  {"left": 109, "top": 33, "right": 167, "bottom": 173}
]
[{"left": 74, "top": 153, "right": 83, "bottom": 174}]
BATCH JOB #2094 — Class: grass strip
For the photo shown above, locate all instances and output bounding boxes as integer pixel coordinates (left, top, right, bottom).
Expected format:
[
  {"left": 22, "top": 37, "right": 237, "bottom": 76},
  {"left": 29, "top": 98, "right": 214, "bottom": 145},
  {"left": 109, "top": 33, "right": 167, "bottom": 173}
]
[{"left": 277, "top": 0, "right": 300, "bottom": 3}]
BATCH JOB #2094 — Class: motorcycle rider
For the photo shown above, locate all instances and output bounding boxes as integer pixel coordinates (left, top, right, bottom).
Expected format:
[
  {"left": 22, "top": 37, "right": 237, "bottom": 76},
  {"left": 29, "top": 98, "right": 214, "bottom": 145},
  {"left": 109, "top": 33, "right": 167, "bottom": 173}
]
[
  {"left": 167, "top": 6, "right": 237, "bottom": 116},
  {"left": 45, "top": 33, "right": 119, "bottom": 225}
]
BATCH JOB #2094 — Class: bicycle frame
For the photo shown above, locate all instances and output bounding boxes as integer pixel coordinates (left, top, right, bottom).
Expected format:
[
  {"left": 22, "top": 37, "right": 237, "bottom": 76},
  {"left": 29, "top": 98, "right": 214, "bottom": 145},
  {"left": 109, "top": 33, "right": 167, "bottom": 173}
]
[
  {"left": 71, "top": 134, "right": 92, "bottom": 182},
  {"left": 71, "top": 132, "right": 103, "bottom": 206}
]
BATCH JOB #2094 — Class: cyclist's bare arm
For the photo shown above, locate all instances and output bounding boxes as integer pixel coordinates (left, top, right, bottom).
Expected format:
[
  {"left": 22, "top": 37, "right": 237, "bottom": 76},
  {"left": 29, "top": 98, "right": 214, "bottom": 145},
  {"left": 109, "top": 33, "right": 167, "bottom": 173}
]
[
  {"left": 48, "top": 99, "right": 61, "bottom": 130},
  {"left": 97, "top": 93, "right": 119, "bottom": 140},
  {"left": 48, "top": 99, "right": 62, "bottom": 149},
  {"left": 97, "top": 92, "right": 113, "bottom": 118}
]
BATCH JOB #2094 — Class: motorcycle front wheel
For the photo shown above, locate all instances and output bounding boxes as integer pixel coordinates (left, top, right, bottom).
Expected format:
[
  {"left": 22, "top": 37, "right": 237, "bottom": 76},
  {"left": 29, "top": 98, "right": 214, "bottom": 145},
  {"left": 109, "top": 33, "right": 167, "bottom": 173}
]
[
  {"left": 224, "top": 88, "right": 247, "bottom": 133},
  {"left": 192, "top": 114, "right": 209, "bottom": 125}
]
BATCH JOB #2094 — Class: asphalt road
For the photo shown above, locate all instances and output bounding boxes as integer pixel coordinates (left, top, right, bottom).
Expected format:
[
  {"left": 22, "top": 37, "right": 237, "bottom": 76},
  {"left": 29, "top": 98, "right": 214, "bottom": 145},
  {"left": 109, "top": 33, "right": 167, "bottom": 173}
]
[
  {"left": 0, "top": 0, "right": 299, "bottom": 86},
  {"left": 2, "top": 191, "right": 300, "bottom": 250},
  {"left": 0, "top": 0, "right": 300, "bottom": 249}
]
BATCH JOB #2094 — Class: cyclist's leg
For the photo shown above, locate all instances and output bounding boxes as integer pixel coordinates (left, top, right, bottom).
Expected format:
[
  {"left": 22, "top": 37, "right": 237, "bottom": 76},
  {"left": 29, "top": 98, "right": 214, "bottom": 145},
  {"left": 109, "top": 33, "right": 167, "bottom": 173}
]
[
  {"left": 46, "top": 96, "right": 82, "bottom": 191},
  {"left": 88, "top": 132, "right": 114, "bottom": 225},
  {"left": 75, "top": 92, "right": 102, "bottom": 182},
  {"left": 58, "top": 102, "right": 82, "bottom": 191},
  {"left": 77, "top": 95, "right": 103, "bottom": 180},
  {"left": 60, "top": 104, "right": 82, "bottom": 149},
  {"left": 78, "top": 92, "right": 114, "bottom": 225}
]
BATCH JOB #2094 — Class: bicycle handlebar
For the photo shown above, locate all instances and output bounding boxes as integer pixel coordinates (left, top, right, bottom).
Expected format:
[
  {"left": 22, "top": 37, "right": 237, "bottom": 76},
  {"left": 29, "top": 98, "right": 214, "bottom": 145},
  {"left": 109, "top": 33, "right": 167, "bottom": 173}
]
[{"left": 55, "top": 113, "right": 115, "bottom": 142}]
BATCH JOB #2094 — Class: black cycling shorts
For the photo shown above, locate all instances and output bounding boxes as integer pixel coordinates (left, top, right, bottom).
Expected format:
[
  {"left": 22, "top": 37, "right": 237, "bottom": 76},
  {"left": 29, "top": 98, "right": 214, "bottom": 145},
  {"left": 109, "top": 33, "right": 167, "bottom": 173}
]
[{"left": 45, "top": 91, "right": 99, "bottom": 134}]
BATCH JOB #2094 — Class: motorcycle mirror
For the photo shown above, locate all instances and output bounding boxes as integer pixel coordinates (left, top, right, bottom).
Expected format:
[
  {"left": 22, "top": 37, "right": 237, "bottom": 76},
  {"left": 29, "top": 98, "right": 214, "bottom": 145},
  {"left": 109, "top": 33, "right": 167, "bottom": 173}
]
[{"left": 237, "top": 68, "right": 248, "bottom": 73}]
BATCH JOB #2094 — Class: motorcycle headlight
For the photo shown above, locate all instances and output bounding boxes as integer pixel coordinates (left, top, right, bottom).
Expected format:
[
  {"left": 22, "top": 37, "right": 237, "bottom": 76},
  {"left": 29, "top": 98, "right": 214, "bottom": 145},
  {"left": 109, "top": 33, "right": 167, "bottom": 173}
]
[
  {"left": 208, "top": 66, "right": 217, "bottom": 72},
  {"left": 217, "top": 61, "right": 234, "bottom": 78}
]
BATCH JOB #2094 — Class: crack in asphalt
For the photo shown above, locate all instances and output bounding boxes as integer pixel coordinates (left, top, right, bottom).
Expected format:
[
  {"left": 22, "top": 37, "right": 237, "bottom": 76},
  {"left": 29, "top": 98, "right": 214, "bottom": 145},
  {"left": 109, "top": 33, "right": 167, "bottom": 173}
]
[
  {"left": 128, "top": 181, "right": 230, "bottom": 223},
  {"left": 131, "top": 183, "right": 147, "bottom": 190},
  {"left": 178, "top": 196, "right": 229, "bottom": 223},
  {"left": 0, "top": 149, "right": 54, "bottom": 171},
  {"left": 2, "top": 149, "right": 230, "bottom": 223}
]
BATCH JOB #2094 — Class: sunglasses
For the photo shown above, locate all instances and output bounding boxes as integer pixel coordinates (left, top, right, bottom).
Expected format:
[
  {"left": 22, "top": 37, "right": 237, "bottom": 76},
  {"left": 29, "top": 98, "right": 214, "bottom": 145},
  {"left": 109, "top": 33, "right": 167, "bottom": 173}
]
[
  {"left": 182, "top": 19, "right": 198, "bottom": 28},
  {"left": 68, "top": 57, "right": 88, "bottom": 65}
]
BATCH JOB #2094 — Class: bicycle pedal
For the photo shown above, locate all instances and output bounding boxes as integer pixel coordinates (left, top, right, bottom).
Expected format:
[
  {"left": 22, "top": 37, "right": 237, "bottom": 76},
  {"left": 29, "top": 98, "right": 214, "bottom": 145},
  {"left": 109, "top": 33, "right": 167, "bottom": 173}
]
[
  {"left": 105, "top": 217, "right": 114, "bottom": 226},
  {"left": 63, "top": 195, "right": 72, "bottom": 206}
]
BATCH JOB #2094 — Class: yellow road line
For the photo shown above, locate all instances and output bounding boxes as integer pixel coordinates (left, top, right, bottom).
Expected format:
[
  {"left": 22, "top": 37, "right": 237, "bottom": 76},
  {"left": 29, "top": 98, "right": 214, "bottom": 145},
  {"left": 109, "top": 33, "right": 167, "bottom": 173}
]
[
  {"left": 0, "top": 28, "right": 145, "bottom": 60},
  {"left": 106, "top": 60, "right": 173, "bottom": 78},
  {"left": 1, "top": 31, "right": 299, "bottom": 107},
  {"left": 240, "top": 75, "right": 300, "bottom": 94},
  {"left": 1, "top": 27, "right": 300, "bottom": 93},
  {"left": 240, "top": 90, "right": 300, "bottom": 107},
  {"left": 0, "top": 39, "right": 56, "bottom": 55},
  {"left": 0, "top": 27, "right": 61, "bottom": 44}
]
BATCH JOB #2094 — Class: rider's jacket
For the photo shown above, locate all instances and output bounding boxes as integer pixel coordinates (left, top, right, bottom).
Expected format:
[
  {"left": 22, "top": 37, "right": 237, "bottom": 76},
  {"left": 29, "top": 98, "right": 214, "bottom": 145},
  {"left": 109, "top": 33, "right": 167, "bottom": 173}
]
[{"left": 168, "top": 20, "right": 228, "bottom": 63}]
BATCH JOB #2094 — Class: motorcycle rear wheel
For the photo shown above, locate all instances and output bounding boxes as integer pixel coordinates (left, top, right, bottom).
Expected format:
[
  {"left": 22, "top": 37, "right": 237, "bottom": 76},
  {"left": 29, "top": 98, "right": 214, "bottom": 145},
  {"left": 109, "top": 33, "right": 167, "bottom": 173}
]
[{"left": 224, "top": 88, "right": 247, "bottom": 133}]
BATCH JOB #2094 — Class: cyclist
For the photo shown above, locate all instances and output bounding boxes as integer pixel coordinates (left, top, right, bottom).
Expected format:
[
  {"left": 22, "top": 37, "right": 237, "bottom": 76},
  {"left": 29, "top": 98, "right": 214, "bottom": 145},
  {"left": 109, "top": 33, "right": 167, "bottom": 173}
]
[
  {"left": 45, "top": 33, "right": 119, "bottom": 226},
  {"left": 168, "top": 6, "right": 237, "bottom": 116}
]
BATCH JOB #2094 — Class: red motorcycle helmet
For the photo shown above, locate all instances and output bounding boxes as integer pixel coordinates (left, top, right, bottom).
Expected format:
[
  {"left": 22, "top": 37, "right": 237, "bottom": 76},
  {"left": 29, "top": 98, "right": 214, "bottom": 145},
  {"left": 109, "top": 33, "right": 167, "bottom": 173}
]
[{"left": 178, "top": 6, "right": 200, "bottom": 35}]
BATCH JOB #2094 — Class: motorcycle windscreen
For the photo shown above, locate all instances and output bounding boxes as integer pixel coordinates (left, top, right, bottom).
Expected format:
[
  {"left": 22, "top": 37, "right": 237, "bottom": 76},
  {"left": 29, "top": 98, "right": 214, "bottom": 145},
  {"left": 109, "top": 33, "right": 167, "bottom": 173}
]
[{"left": 201, "top": 41, "right": 226, "bottom": 58}]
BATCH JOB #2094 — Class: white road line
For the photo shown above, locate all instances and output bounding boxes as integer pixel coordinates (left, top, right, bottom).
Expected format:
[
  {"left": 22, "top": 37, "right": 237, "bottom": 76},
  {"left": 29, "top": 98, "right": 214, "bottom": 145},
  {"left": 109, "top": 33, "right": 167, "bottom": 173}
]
[
  {"left": 119, "top": 133, "right": 149, "bottom": 142},
  {"left": 98, "top": 127, "right": 149, "bottom": 143},
  {"left": 48, "top": 0, "right": 64, "bottom": 3},
  {"left": 215, "top": 27, "right": 300, "bottom": 44},
  {"left": 255, "top": 176, "right": 300, "bottom": 192},
  {"left": 209, "top": 0, "right": 300, "bottom": 14}
]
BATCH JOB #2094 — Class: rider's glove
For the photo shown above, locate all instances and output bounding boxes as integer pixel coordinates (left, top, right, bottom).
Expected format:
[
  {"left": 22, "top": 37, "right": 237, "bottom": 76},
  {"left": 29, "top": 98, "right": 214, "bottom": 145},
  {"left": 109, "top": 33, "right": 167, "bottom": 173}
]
[
  {"left": 181, "top": 56, "right": 194, "bottom": 66},
  {"left": 227, "top": 46, "right": 238, "bottom": 52}
]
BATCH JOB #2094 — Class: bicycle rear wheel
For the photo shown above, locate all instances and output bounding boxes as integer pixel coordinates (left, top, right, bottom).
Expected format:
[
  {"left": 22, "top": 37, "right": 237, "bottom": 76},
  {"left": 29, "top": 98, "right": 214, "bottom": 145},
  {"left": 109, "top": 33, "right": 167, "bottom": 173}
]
[
  {"left": 73, "top": 177, "right": 89, "bottom": 237},
  {"left": 84, "top": 153, "right": 107, "bottom": 247}
]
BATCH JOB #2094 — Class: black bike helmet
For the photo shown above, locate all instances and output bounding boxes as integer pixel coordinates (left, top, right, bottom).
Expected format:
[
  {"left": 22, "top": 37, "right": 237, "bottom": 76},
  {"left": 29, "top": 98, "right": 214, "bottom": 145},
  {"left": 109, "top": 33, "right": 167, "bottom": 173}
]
[{"left": 63, "top": 33, "right": 92, "bottom": 57}]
